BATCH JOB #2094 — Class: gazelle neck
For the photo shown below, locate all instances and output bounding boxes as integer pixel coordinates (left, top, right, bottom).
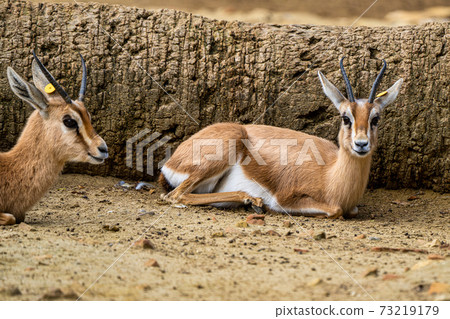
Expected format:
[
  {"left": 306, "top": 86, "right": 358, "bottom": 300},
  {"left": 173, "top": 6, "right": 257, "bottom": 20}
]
[
  {"left": 326, "top": 143, "right": 372, "bottom": 212},
  {"left": 3, "top": 111, "right": 65, "bottom": 220}
]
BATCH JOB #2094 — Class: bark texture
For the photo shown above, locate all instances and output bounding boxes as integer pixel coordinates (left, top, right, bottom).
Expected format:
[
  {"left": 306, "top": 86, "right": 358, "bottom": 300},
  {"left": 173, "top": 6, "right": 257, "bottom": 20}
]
[{"left": 0, "top": 1, "right": 448, "bottom": 191}]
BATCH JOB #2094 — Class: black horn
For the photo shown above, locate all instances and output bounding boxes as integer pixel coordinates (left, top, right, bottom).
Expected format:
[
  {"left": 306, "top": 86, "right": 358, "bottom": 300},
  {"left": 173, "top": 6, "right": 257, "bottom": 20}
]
[
  {"left": 368, "top": 59, "right": 387, "bottom": 103},
  {"left": 32, "top": 50, "right": 72, "bottom": 104},
  {"left": 340, "top": 57, "right": 355, "bottom": 102},
  {"left": 78, "top": 53, "right": 87, "bottom": 101}
]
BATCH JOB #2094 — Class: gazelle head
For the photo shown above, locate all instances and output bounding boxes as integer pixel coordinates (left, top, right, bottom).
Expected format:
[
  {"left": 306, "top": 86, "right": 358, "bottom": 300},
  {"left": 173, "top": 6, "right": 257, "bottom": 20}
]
[
  {"left": 318, "top": 57, "right": 403, "bottom": 158},
  {"left": 7, "top": 51, "right": 108, "bottom": 164}
]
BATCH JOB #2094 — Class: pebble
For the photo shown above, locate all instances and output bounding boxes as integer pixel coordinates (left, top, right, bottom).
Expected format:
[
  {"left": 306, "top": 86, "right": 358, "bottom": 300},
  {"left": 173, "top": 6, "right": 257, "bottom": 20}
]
[
  {"left": 266, "top": 230, "right": 281, "bottom": 237},
  {"left": 427, "top": 254, "right": 445, "bottom": 260},
  {"left": 411, "top": 260, "right": 436, "bottom": 270},
  {"left": 136, "top": 182, "right": 155, "bottom": 191},
  {"left": 145, "top": 259, "right": 160, "bottom": 268},
  {"left": 426, "top": 239, "right": 441, "bottom": 247},
  {"left": 382, "top": 274, "right": 402, "bottom": 281},
  {"left": 246, "top": 214, "right": 265, "bottom": 226},
  {"left": 283, "top": 221, "right": 293, "bottom": 228},
  {"left": 5, "top": 287, "right": 22, "bottom": 296},
  {"left": 18, "top": 222, "right": 34, "bottom": 231},
  {"left": 173, "top": 204, "right": 187, "bottom": 209},
  {"left": 307, "top": 278, "right": 322, "bottom": 287},
  {"left": 313, "top": 231, "right": 326, "bottom": 240},
  {"left": 133, "top": 239, "right": 155, "bottom": 249},
  {"left": 103, "top": 225, "right": 120, "bottom": 232},
  {"left": 369, "top": 236, "right": 381, "bottom": 241},
  {"left": 33, "top": 254, "right": 53, "bottom": 261},
  {"left": 236, "top": 221, "right": 249, "bottom": 228},
  {"left": 428, "top": 282, "right": 450, "bottom": 295},
  {"left": 354, "top": 234, "right": 366, "bottom": 240},
  {"left": 362, "top": 267, "right": 378, "bottom": 277},
  {"left": 407, "top": 195, "right": 419, "bottom": 201},
  {"left": 294, "top": 248, "right": 309, "bottom": 254},
  {"left": 211, "top": 231, "right": 225, "bottom": 238}
]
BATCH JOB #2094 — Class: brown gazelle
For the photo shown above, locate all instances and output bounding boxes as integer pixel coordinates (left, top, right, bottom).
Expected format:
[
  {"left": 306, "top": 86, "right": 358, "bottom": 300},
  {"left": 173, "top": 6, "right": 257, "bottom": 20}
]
[
  {"left": 0, "top": 51, "right": 108, "bottom": 225},
  {"left": 159, "top": 58, "right": 403, "bottom": 218}
]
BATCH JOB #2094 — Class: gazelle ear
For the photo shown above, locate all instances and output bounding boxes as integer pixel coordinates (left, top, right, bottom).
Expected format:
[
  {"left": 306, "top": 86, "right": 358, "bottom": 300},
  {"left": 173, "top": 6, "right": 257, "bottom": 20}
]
[
  {"left": 318, "top": 71, "right": 346, "bottom": 110},
  {"left": 7, "top": 67, "right": 48, "bottom": 113},
  {"left": 374, "top": 78, "right": 403, "bottom": 109}
]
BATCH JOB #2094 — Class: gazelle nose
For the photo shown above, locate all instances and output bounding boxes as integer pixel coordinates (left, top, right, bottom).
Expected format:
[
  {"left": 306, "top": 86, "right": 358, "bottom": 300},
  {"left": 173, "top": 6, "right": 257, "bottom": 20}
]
[
  {"left": 355, "top": 140, "right": 368, "bottom": 148},
  {"left": 98, "top": 144, "right": 109, "bottom": 158}
]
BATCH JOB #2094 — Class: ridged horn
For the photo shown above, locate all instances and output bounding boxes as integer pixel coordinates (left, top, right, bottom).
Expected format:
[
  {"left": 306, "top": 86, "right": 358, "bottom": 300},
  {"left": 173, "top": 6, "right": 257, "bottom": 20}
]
[
  {"left": 339, "top": 57, "right": 355, "bottom": 102},
  {"left": 78, "top": 53, "right": 87, "bottom": 101},
  {"left": 368, "top": 59, "right": 387, "bottom": 103},
  {"left": 32, "top": 50, "right": 72, "bottom": 104}
]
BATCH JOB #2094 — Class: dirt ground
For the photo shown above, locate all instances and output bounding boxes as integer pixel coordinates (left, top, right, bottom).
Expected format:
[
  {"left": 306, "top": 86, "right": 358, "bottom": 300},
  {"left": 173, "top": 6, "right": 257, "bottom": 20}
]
[
  {"left": 0, "top": 174, "right": 448, "bottom": 301},
  {"left": 31, "top": 0, "right": 450, "bottom": 26}
]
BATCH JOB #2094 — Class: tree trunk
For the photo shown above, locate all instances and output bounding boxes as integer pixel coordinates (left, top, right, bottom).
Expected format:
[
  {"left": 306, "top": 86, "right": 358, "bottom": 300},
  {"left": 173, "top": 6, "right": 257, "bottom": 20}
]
[{"left": 0, "top": 0, "right": 448, "bottom": 192}]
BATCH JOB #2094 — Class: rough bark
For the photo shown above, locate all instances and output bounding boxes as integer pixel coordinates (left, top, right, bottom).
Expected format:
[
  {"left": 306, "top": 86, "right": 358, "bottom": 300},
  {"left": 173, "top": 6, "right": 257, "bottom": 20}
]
[{"left": 0, "top": 1, "right": 448, "bottom": 192}]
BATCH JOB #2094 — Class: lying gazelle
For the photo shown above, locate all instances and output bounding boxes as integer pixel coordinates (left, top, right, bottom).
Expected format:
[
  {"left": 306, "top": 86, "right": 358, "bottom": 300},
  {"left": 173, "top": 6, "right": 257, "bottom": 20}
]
[
  {"left": 0, "top": 51, "right": 108, "bottom": 225},
  {"left": 159, "top": 58, "right": 403, "bottom": 218}
]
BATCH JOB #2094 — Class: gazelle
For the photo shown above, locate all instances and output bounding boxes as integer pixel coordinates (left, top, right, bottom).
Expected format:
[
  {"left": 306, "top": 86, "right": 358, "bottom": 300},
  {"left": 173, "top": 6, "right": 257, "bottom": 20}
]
[
  {"left": 0, "top": 51, "right": 108, "bottom": 225},
  {"left": 159, "top": 58, "right": 403, "bottom": 218}
]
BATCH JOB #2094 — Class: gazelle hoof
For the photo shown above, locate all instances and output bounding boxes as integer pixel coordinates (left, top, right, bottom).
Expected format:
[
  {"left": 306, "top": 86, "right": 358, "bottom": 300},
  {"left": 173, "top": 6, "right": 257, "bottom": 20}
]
[
  {"left": 0, "top": 213, "right": 16, "bottom": 226},
  {"left": 345, "top": 207, "right": 359, "bottom": 219},
  {"left": 251, "top": 204, "right": 265, "bottom": 214},
  {"left": 327, "top": 208, "right": 343, "bottom": 219}
]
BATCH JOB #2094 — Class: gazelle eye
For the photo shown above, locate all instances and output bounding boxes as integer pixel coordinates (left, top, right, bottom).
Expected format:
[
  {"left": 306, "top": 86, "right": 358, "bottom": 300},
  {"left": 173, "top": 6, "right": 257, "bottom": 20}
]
[
  {"left": 371, "top": 116, "right": 379, "bottom": 127},
  {"left": 342, "top": 116, "right": 351, "bottom": 126},
  {"left": 63, "top": 116, "right": 78, "bottom": 129}
]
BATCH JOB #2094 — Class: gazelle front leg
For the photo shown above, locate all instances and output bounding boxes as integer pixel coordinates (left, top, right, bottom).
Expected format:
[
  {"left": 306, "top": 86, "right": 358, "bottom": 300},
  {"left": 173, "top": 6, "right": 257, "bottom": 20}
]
[
  {"left": 286, "top": 197, "right": 343, "bottom": 219},
  {"left": 178, "top": 191, "right": 263, "bottom": 208},
  {"left": 0, "top": 212, "right": 16, "bottom": 226},
  {"left": 162, "top": 176, "right": 202, "bottom": 203}
]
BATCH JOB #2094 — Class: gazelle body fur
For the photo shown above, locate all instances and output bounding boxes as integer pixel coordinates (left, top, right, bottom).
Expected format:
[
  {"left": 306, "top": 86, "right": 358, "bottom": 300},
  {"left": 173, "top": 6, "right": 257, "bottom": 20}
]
[
  {"left": 160, "top": 58, "right": 403, "bottom": 218},
  {"left": 0, "top": 52, "right": 108, "bottom": 225}
]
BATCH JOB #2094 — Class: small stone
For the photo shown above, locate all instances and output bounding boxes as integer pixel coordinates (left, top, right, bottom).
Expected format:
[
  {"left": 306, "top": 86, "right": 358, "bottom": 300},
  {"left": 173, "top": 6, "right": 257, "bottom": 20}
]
[
  {"left": 134, "top": 239, "right": 155, "bottom": 249},
  {"left": 18, "top": 222, "right": 33, "bottom": 231},
  {"left": 251, "top": 230, "right": 262, "bottom": 236},
  {"left": 411, "top": 260, "right": 435, "bottom": 270},
  {"left": 266, "top": 230, "right": 281, "bottom": 237},
  {"left": 307, "top": 278, "right": 323, "bottom": 287},
  {"left": 103, "top": 225, "right": 120, "bottom": 232},
  {"left": 362, "top": 267, "right": 378, "bottom": 277},
  {"left": 248, "top": 219, "right": 265, "bottom": 226},
  {"left": 426, "top": 239, "right": 441, "bottom": 247},
  {"left": 428, "top": 282, "right": 450, "bottom": 295},
  {"left": 225, "top": 227, "right": 240, "bottom": 234},
  {"left": 407, "top": 195, "right": 419, "bottom": 201},
  {"left": 428, "top": 254, "right": 445, "bottom": 260},
  {"left": 354, "top": 234, "right": 366, "bottom": 240},
  {"left": 211, "top": 216, "right": 218, "bottom": 222},
  {"left": 33, "top": 254, "right": 53, "bottom": 261},
  {"left": 145, "top": 259, "right": 160, "bottom": 268},
  {"left": 246, "top": 214, "right": 265, "bottom": 225},
  {"left": 369, "top": 236, "right": 381, "bottom": 241},
  {"left": 313, "top": 231, "right": 326, "bottom": 240},
  {"left": 294, "top": 248, "right": 309, "bottom": 254},
  {"left": 383, "top": 274, "right": 402, "bottom": 281},
  {"left": 236, "top": 220, "right": 249, "bottom": 228},
  {"left": 283, "top": 221, "right": 292, "bottom": 228},
  {"left": 211, "top": 231, "right": 225, "bottom": 238},
  {"left": 6, "top": 287, "right": 22, "bottom": 296},
  {"left": 40, "top": 288, "right": 64, "bottom": 301}
]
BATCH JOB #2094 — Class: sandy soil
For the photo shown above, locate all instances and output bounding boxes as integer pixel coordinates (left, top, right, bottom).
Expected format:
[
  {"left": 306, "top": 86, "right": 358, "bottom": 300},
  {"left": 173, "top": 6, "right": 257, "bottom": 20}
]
[
  {"left": 30, "top": 0, "right": 450, "bottom": 26},
  {"left": 0, "top": 174, "right": 448, "bottom": 301}
]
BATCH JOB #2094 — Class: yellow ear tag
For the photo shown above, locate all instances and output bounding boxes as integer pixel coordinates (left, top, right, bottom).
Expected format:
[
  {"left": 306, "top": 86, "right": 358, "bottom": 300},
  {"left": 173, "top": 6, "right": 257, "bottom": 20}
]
[
  {"left": 376, "top": 91, "right": 387, "bottom": 98},
  {"left": 44, "top": 83, "right": 56, "bottom": 94}
]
